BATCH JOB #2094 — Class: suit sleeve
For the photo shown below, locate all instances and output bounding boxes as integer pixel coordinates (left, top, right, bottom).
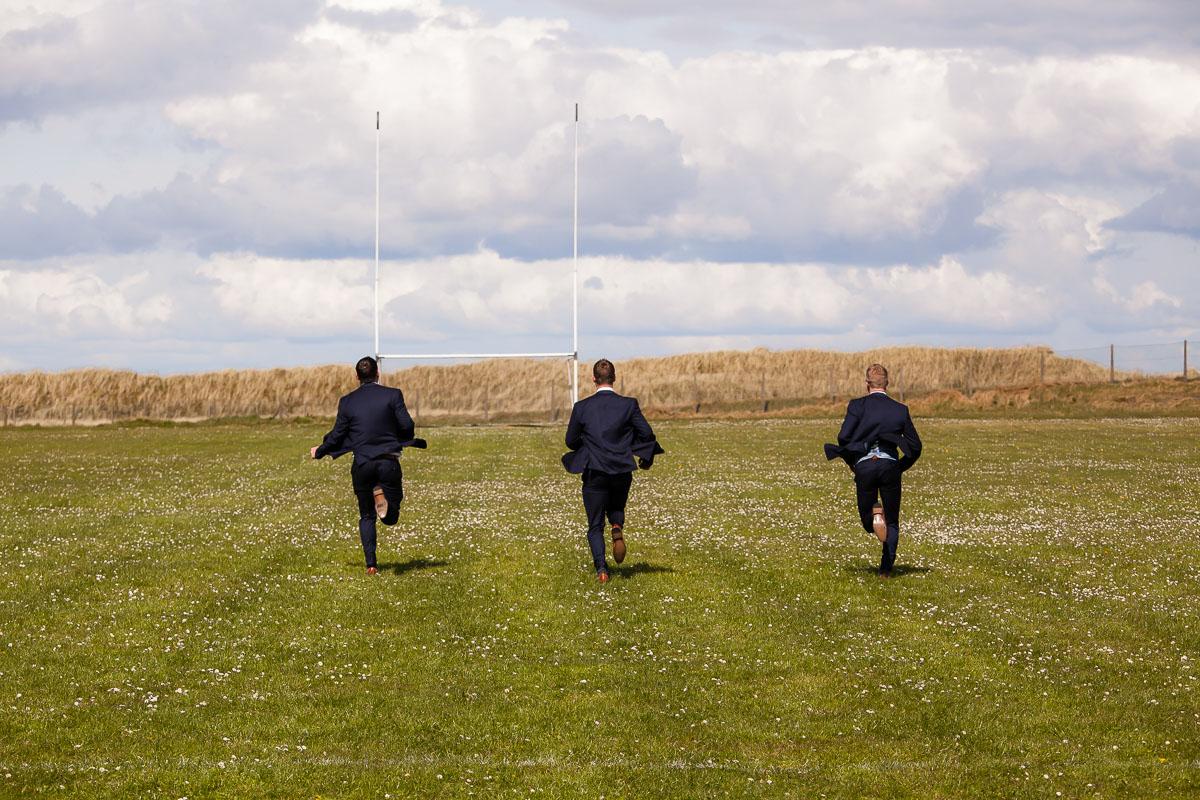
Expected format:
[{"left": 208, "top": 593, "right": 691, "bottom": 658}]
[
  {"left": 314, "top": 398, "right": 350, "bottom": 459},
  {"left": 629, "top": 399, "right": 664, "bottom": 465},
  {"left": 564, "top": 402, "right": 584, "bottom": 450},
  {"left": 630, "top": 399, "right": 654, "bottom": 443},
  {"left": 392, "top": 390, "right": 415, "bottom": 442},
  {"left": 835, "top": 399, "right": 861, "bottom": 447},
  {"left": 823, "top": 399, "right": 862, "bottom": 467},
  {"left": 897, "top": 412, "right": 922, "bottom": 472}
]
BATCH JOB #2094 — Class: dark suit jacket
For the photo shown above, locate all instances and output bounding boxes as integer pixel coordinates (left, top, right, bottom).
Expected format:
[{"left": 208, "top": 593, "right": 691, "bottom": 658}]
[
  {"left": 315, "top": 382, "right": 424, "bottom": 464},
  {"left": 824, "top": 391, "right": 922, "bottom": 472},
  {"left": 562, "top": 389, "right": 663, "bottom": 475}
]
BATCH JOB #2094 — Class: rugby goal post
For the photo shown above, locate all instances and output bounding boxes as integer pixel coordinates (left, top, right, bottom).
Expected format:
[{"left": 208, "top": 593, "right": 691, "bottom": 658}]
[{"left": 372, "top": 107, "right": 582, "bottom": 405}]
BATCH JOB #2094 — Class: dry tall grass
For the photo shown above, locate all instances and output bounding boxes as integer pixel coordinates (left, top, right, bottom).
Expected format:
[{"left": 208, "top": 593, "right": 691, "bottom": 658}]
[
  {"left": 0, "top": 366, "right": 355, "bottom": 424},
  {"left": 0, "top": 346, "right": 1190, "bottom": 425}
]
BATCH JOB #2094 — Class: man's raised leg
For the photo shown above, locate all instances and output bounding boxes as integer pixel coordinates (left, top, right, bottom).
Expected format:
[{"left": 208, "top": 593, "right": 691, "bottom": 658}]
[{"left": 376, "top": 461, "right": 404, "bottom": 526}]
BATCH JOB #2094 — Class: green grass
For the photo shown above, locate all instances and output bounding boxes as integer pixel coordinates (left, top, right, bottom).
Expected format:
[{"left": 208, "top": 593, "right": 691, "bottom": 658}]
[{"left": 1, "top": 418, "right": 1198, "bottom": 798}]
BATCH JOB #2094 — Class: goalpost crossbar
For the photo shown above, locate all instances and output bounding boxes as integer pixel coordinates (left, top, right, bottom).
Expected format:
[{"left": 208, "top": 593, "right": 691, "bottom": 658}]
[{"left": 379, "top": 352, "right": 575, "bottom": 360}]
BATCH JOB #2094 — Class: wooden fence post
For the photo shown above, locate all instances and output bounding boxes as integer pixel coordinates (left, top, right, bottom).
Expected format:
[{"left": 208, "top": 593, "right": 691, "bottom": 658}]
[
  {"left": 549, "top": 382, "right": 556, "bottom": 422},
  {"left": 1184, "top": 340, "right": 1189, "bottom": 381},
  {"left": 897, "top": 368, "right": 904, "bottom": 402},
  {"left": 692, "top": 374, "right": 700, "bottom": 413},
  {"left": 484, "top": 384, "right": 490, "bottom": 423},
  {"left": 760, "top": 370, "right": 767, "bottom": 412},
  {"left": 413, "top": 389, "right": 420, "bottom": 420},
  {"left": 968, "top": 358, "right": 974, "bottom": 398},
  {"left": 1110, "top": 344, "right": 1115, "bottom": 383},
  {"left": 828, "top": 368, "right": 834, "bottom": 403},
  {"left": 1040, "top": 351, "right": 1045, "bottom": 384}
]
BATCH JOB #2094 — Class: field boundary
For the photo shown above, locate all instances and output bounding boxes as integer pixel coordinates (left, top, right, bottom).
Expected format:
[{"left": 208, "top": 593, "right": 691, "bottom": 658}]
[{"left": 1, "top": 345, "right": 1195, "bottom": 426}]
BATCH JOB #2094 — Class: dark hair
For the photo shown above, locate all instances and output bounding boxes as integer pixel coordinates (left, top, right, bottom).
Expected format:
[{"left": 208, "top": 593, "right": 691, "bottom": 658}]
[
  {"left": 865, "top": 363, "right": 888, "bottom": 389},
  {"left": 593, "top": 358, "right": 616, "bottom": 385},
  {"left": 356, "top": 356, "right": 379, "bottom": 383}
]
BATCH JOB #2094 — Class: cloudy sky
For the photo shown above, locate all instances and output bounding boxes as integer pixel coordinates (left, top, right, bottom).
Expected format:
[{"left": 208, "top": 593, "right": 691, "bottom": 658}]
[{"left": 2, "top": 0, "right": 1198, "bottom": 373}]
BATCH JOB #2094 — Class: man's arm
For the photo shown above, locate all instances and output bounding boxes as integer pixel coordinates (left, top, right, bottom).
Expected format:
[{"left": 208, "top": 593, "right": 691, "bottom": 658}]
[
  {"left": 564, "top": 402, "right": 584, "bottom": 450},
  {"left": 630, "top": 399, "right": 654, "bottom": 443},
  {"left": 392, "top": 390, "right": 415, "bottom": 442},
  {"left": 629, "top": 400, "right": 662, "bottom": 469},
  {"left": 898, "top": 412, "right": 922, "bottom": 471},
  {"left": 835, "top": 399, "right": 861, "bottom": 447},
  {"left": 312, "top": 399, "right": 350, "bottom": 459}
]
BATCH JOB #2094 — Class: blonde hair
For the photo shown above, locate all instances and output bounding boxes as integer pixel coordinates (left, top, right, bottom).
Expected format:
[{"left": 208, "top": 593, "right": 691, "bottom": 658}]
[{"left": 865, "top": 363, "right": 889, "bottom": 389}]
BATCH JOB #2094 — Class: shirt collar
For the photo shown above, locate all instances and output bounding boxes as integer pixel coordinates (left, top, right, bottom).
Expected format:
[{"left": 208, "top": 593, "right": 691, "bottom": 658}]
[
  {"left": 596, "top": 386, "right": 615, "bottom": 393},
  {"left": 869, "top": 388, "right": 888, "bottom": 396}
]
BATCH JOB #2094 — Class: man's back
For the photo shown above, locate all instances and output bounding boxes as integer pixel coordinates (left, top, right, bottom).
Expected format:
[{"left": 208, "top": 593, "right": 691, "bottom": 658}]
[
  {"left": 317, "top": 382, "right": 415, "bottom": 463},
  {"left": 563, "top": 390, "right": 656, "bottom": 475},
  {"left": 829, "top": 391, "right": 922, "bottom": 469}
]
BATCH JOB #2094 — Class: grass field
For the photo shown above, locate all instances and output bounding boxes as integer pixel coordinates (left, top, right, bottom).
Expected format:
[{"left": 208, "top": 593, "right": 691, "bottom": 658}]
[{"left": 1, "top": 417, "right": 1198, "bottom": 798}]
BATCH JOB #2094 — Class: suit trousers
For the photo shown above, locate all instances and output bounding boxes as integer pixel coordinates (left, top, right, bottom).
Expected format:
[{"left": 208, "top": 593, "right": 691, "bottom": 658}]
[
  {"left": 350, "top": 458, "right": 403, "bottom": 568},
  {"left": 581, "top": 468, "right": 633, "bottom": 573},
  {"left": 854, "top": 458, "right": 902, "bottom": 574}
]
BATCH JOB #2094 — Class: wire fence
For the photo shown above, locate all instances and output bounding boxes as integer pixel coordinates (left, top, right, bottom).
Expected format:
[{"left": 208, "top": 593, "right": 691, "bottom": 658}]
[{"left": 1055, "top": 341, "right": 1191, "bottom": 382}]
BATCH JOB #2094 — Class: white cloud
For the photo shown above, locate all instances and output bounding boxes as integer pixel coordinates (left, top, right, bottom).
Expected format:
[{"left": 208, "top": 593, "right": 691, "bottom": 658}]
[
  {"left": 846, "top": 256, "right": 1051, "bottom": 330},
  {"left": 975, "top": 189, "right": 1099, "bottom": 279},
  {"left": 198, "top": 254, "right": 373, "bottom": 336},
  {"left": 0, "top": 266, "right": 172, "bottom": 336},
  {"left": 200, "top": 249, "right": 1054, "bottom": 345},
  {"left": 1092, "top": 272, "right": 1180, "bottom": 315},
  {"left": 34, "top": 7, "right": 1184, "bottom": 260}
]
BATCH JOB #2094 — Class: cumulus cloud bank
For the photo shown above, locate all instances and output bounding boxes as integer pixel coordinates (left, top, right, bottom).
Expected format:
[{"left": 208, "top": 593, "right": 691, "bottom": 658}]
[{"left": 1, "top": 0, "right": 1197, "bottom": 371}]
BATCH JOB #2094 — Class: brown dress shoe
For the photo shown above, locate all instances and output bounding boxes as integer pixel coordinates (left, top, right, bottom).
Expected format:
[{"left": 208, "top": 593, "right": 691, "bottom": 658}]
[
  {"left": 366, "top": 567, "right": 377, "bottom": 576},
  {"left": 597, "top": 571, "right": 610, "bottom": 584},
  {"left": 373, "top": 486, "right": 387, "bottom": 519},
  {"left": 611, "top": 524, "right": 626, "bottom": 564},
  {"left": 871, "top": 503, "right": 887, "bottom": 542}
]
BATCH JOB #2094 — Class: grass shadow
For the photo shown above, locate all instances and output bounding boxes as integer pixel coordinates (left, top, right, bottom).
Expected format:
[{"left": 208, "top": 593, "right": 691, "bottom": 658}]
[
  {"left": 613, "top": 562, "right": 675, "bottom": 580},
  {"left": 376, "top": 557, "right": 449, "bottom": 576},
  {"left": 843, "top": 563, "right": 932, "bottom": 579}
]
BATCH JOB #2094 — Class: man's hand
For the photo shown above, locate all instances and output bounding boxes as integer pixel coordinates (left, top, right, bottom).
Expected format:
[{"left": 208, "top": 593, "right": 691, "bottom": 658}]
[
  {"left": 309, "top": 446, "right": 319, "bottom": 460},
  {"left": 638, "top": 458, "right": 651, "bottom": 470}
]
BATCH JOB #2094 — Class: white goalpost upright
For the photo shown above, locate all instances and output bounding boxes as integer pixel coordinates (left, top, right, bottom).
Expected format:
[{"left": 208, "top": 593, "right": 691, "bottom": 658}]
[
  {"left": 571, "top": 101, "right": 579, "bottom": 404},
  {"left": 373, "top": 106, "right": 581, "bottom": 405}
]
